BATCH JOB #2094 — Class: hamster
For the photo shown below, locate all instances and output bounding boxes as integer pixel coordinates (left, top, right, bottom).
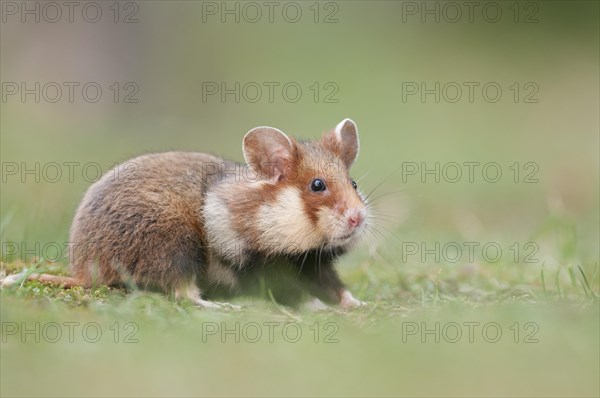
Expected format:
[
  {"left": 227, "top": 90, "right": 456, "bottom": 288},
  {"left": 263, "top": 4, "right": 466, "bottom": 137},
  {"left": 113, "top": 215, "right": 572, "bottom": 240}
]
[{"left": 6, "top": 119, "right": 369, "bottom": 309}]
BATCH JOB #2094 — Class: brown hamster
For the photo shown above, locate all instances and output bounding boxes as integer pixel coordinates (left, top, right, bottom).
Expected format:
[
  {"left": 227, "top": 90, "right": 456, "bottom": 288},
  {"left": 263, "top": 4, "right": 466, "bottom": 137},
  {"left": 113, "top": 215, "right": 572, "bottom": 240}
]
[{"left": 5, "top": 119, "right": 369, "bottom": 309}]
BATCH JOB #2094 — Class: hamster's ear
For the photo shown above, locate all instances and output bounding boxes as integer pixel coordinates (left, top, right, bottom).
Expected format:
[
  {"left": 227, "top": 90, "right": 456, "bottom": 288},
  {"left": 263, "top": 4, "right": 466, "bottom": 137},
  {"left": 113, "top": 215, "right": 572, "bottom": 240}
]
[
  {"left": 324, "top": 118, "right": 359, "bottom": 169},
  {"left": 243, "top": 126, "right": 294, "bottom": 181}
]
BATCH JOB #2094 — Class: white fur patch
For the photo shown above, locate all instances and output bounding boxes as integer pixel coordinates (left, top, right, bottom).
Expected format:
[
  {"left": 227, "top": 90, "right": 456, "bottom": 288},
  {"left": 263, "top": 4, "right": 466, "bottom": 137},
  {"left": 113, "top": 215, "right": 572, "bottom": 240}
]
[
  {"left": 318, "top": 207, "right": 349, "bottom": 239},
  {"left": 256, "top": 187, "right": 321, "bottom": 253},
  {"left": 203, "top": 190, "right": 247, "bottom": 265}
]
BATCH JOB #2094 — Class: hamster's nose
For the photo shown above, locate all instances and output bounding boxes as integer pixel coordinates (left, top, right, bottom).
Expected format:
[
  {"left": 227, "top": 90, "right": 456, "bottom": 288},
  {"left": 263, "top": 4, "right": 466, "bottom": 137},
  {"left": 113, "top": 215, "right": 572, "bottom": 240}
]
[{"left": 348, "top": 210, "right": 364, "bottom": 228}]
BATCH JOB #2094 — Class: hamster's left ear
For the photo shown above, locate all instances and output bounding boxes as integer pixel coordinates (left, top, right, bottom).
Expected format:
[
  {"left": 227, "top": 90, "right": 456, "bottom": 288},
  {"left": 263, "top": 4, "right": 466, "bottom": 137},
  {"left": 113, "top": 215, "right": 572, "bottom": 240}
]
[{"left": 324, "top": 118, "right": 360, "bottom": 169}]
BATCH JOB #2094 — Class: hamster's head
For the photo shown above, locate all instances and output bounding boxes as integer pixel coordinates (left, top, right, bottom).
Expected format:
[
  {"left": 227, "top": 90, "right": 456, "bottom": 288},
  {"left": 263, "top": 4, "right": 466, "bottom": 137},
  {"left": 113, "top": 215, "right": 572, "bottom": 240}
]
[{"left": 242, "top": 118, "right": 369, "bottom": 254}]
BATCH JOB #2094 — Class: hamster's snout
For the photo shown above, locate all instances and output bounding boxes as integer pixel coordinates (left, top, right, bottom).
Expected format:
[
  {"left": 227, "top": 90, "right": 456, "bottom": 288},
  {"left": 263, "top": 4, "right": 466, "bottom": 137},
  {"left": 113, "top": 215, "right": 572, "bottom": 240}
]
[{"left": 347, "top": 209, "right": 365, "bottom": 228}]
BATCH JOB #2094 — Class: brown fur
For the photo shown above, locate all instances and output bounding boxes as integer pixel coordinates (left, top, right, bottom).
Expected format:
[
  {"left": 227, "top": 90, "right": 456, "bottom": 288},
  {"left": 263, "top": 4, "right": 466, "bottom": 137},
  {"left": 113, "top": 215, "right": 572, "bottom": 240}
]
[
  {"left": 7, "top": 120, "right": 368, "bottom": 307},
  {"left": 69, "top": 152, "right": 223, "bottom": 291}
]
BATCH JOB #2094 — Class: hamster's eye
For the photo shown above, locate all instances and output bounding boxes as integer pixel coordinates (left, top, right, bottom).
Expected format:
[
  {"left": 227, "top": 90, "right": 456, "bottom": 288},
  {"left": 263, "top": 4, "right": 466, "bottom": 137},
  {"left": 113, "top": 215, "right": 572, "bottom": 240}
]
[
  {"left": 310, "top": 179, "right": 326, "bottom": 192},
  {"left": 351, "top": 180, "right": 357, "bottom": 190}
]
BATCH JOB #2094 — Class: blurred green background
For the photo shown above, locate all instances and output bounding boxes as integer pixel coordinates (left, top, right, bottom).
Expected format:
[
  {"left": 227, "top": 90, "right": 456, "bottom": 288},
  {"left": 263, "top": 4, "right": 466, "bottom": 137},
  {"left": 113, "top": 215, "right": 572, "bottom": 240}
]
[{"left": 1, "top": 1, "right": 598, "bottom": 397}]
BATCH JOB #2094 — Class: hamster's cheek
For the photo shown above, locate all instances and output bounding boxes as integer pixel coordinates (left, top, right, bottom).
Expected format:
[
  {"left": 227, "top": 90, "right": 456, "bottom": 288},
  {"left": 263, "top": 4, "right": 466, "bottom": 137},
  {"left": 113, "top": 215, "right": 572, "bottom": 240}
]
[
  {"left": 316, "top": 207, "right": 346, "bottom": 240},
  {"left": 257, "top": 186, "right": 322, "bottom": 252}
]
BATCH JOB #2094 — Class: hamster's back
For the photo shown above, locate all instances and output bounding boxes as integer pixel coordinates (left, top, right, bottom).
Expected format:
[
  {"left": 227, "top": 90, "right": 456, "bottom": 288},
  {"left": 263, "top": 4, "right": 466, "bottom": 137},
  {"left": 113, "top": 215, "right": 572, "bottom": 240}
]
[{"left": 69, "top": 152, "right": 226, "bottom": 290}]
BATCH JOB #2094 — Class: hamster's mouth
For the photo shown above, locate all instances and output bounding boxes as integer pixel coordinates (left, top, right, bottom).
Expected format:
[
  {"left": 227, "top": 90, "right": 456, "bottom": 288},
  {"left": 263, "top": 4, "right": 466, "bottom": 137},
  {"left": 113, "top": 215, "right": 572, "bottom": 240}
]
[
  {"left": 326, "top": 230, "right": 361, "bottom": 249},
  {"left": 331, "top": 231, "right": 356, "bottom": 243}
]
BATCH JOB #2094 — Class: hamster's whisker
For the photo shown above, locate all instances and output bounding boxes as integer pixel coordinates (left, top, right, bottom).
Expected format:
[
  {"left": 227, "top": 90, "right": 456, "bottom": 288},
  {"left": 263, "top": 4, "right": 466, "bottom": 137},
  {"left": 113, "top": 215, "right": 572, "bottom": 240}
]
[
  {"left": 365, "top": 189, "right": 406, "bottom": 204},
  {"left": 317, "top": 244, "right": 324, "bottom": 284},
  {"left": 361, "top": 226, "right": 377, "bottom": 240},
  {"left": 367, "top": 210, "right": 404, "bottom": 221},
  {"left": 296, "top": 250, "right": 310, "bottom": 278},
  {"left": 367, "top": 215, "right": 398, "bottom": 224},
  {"left": 368, "top": 221, "right": 399, "bottom": 240},
  {"left": 365, "top": 223, "right": 395, "bottom": 243},
  {"left": 363, "top": 224, "right": 385, "bottom": 241},
  {"left": 363, "top": 166, "right": 403, "bottom": 202},
  {"left": 355, "top": 170, "right": 372, "bottom": 183}
]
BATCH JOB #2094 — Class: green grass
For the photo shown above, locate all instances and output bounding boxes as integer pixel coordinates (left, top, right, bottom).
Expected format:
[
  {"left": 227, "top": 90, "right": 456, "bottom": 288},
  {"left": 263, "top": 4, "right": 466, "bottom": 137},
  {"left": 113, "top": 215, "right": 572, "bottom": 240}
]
[
  {"left": 1, "top": 180, "right": 599, "bottom": 397},
  {"left": 1, "top": 1, "right": 598, "bottom": 396},
  {"left": 1, "top": 231, "right": 598, "bottom": 397}
]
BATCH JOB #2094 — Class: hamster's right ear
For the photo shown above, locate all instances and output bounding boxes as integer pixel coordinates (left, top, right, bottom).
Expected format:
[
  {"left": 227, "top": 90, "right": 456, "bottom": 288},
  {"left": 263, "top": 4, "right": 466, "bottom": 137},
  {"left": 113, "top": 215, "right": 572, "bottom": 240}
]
[
  {"left": 243, "top": 126, "right": 294, "bottom": 181},
  {"left": 323, "top": 118, "right": 360, "bottom": 169}
]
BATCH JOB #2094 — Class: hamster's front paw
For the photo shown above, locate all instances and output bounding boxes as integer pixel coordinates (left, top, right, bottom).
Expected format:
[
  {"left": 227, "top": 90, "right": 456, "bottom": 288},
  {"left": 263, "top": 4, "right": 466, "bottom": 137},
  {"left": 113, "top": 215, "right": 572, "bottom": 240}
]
[{"left": 339, "top": 290, "right": 366, "bottom": 309}]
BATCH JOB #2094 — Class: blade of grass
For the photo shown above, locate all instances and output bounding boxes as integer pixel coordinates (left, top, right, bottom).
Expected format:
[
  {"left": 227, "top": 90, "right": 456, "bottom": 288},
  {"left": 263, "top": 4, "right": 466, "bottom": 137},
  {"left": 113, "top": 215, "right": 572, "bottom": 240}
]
[
  {"left": 568, "top": 266, "right": 578, "bottom": 288},
  {"left": 267, "top": 289, "right": 302, "bottom": 322},
  {"left": 555, "top": 268, "right": 563, "bottom": 299},
  {"left": 540, "top": 264, "right": 548, "bottom": 297},
  {"left": 577, "top": 265, "right": 592, "bottom": 298},
  {"left": 432, "top": 287, "right": 439, "bottom": 307}
]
